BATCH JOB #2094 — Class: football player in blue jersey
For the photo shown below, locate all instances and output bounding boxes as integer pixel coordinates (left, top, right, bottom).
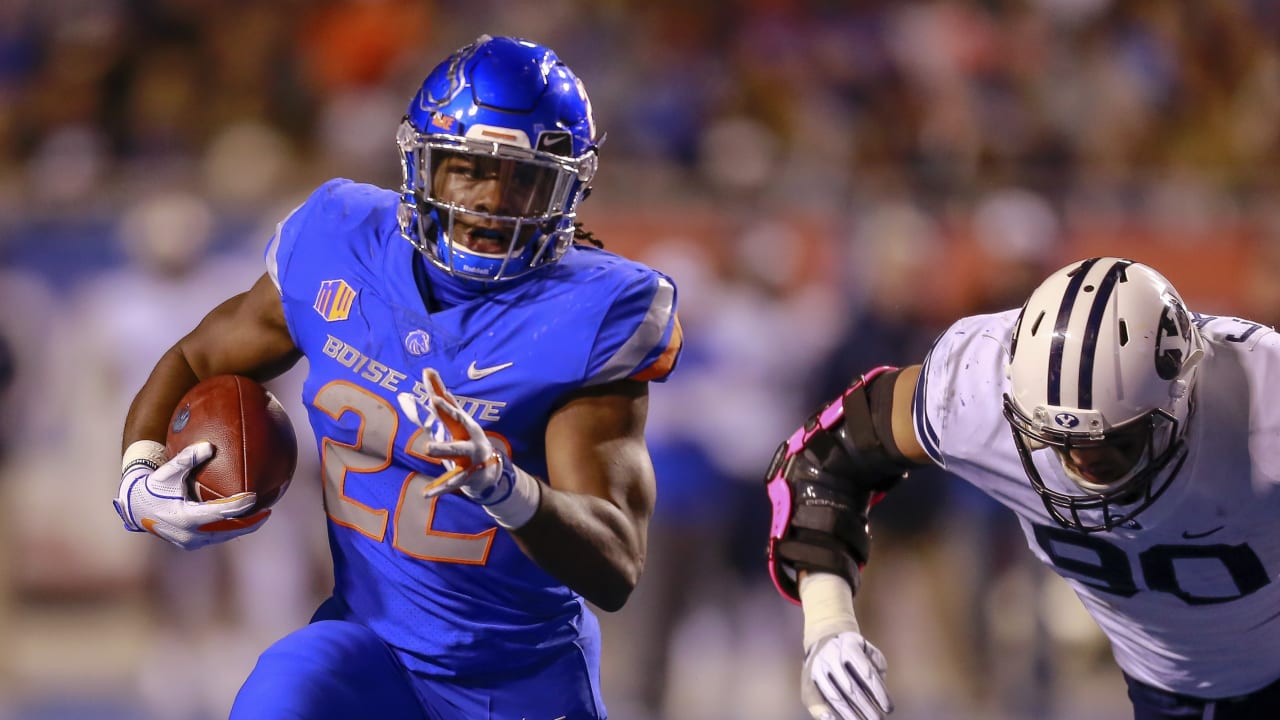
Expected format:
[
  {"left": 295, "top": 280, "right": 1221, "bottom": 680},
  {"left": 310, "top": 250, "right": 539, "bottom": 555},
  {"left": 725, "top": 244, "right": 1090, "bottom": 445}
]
[
  {"left": 112, "top": 35, "right": 683, "bottom": 720},
  {"left": 767, "top": 258, "right": 1280, "bottom": 720}
]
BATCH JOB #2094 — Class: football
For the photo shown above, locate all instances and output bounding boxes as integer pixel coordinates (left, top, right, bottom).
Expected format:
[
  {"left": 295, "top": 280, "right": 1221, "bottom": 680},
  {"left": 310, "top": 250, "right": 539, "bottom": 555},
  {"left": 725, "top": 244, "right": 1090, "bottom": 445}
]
[{"left": 166, "top": 374, "right": 298, "bottom": 512}]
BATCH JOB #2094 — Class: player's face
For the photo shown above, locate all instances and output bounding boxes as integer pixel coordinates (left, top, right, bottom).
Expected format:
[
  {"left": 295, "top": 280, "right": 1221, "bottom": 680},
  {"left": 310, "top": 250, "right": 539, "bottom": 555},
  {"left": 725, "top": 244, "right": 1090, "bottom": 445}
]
[
  {"left": 430, "top": 151, "right": 556, "bottom": 255},
  {"left": 1058, "top": 424, "right": 1148, "bottom": 487}
]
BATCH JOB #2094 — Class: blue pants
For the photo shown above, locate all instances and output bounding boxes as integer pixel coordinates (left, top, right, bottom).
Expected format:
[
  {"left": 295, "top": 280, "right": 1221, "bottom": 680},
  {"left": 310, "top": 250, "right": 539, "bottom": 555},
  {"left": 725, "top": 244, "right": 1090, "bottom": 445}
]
[
  {"left": 1127, "top": 673, "right": 1280, "bottom": 720},
  {"left": 231, "top": 617, "right": 606, "bottom": 719}
]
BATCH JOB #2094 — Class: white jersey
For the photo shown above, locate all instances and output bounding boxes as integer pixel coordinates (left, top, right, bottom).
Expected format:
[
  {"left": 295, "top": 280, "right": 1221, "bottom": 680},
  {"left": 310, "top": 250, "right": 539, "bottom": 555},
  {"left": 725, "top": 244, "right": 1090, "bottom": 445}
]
[{"left": 913, "top": 309, "right": 1280, "bottom": 698}]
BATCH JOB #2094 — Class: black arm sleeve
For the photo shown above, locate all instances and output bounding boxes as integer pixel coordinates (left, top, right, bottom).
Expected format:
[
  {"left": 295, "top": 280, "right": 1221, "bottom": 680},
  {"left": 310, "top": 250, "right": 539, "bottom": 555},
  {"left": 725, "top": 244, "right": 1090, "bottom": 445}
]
[{"left": 765, "top": 368, "right": 917, "bottom": 602}]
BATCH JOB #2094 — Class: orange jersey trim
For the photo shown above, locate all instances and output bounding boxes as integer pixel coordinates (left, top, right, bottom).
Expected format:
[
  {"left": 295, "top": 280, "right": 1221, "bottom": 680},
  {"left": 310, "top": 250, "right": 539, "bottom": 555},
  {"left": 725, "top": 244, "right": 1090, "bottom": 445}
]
[{"left": 631, "top": 313, "right": 683, "bottom": 382}]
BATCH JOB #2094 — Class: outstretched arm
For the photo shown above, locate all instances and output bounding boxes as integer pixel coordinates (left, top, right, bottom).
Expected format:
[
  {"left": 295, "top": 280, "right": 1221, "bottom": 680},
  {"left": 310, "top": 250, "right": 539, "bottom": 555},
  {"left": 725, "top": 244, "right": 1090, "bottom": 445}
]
[
  {"left": 766, "top": 365, "right": 926, "bottom": 602},
  {"left": 767, "top": 365, "right": 928, "bottom": 720}
]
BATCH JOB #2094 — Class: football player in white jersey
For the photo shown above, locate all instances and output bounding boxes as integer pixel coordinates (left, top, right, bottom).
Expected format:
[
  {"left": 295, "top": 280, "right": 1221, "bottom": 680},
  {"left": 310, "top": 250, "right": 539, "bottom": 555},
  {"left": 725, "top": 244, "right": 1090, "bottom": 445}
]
[{"left": 765, "top": 257, "right": 1280, "bottom": 720}]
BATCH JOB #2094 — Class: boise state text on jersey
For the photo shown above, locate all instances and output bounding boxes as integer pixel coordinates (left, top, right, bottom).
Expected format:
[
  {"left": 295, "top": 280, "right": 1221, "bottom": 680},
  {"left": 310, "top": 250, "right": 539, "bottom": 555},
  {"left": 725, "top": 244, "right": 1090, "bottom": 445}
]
[{"left": 264, "top": 178, "right": 682, "bottom": 679}]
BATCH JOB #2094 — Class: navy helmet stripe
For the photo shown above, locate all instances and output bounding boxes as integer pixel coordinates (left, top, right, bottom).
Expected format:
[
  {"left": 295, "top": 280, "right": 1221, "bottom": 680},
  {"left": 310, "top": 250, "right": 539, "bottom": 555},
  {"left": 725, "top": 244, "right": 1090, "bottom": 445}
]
[
  {"left": 1077, "top": 260, "right": 1132, "bottom": 409},
  {"left": 1048, "top": 258, "right": 1099, "bottom": 405}
]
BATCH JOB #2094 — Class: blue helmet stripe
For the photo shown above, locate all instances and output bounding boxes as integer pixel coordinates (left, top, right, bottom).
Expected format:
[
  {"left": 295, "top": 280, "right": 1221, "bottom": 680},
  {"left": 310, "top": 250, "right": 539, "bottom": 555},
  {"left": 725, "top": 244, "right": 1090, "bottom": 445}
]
[
  {"left": 1077, "top": 259, "right": 1132, "bottom": 409},
  {"left": 1048, "top": 257, "right": 1099, "bottom": 405}
]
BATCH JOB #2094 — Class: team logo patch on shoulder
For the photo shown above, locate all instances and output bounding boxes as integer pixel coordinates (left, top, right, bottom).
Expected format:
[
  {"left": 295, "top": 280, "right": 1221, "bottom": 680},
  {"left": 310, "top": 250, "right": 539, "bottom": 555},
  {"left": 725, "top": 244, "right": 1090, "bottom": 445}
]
[{"left": 314, "top": 279, "right": 357, "bottom": 322}]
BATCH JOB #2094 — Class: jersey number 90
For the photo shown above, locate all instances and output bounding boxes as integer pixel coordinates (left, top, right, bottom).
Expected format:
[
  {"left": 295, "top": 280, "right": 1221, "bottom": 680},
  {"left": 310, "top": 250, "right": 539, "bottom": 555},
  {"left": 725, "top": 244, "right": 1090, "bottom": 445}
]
[{"left": 1034, "top": 524, "right": 1270, "bottom": 606}]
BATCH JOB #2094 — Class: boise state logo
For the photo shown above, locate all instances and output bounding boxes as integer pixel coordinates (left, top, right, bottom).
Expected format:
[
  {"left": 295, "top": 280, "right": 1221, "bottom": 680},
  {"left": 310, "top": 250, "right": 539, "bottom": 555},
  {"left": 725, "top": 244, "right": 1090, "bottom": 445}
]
[
  {"left": 1054, "top": 412, "right": 1080, "bottom": 428},
  {"left": 404, "top": 330, "right": 431, "bottom": 356}
]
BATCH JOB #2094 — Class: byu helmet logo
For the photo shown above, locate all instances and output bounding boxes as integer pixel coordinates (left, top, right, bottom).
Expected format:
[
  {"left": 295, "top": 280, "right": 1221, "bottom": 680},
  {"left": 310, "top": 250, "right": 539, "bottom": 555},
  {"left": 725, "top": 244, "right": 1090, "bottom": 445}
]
[
  {"left": 1154, "top": 298, "right": 1191, "bottom": 380},
  {"left": 1054, "top": 412, "right": 1080, "bottom": 428}
]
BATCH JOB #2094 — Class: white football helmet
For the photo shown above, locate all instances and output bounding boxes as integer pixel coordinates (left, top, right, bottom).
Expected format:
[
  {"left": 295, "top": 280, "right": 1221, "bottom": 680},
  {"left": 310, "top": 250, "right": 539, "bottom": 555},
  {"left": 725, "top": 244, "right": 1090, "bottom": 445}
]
[{"left": 1003, "top": 257, "right": 1203, "bottom": 531}]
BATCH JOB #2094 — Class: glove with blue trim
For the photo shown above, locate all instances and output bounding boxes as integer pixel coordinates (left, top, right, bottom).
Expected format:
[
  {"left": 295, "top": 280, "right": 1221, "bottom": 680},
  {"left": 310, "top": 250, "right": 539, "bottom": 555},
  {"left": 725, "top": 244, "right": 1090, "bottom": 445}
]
[
  {"left": 397, "top": 368, "right": 541, "bottom": 529},
  {"left": 113, "top": 440, "right": 269, "bottom": 550}
]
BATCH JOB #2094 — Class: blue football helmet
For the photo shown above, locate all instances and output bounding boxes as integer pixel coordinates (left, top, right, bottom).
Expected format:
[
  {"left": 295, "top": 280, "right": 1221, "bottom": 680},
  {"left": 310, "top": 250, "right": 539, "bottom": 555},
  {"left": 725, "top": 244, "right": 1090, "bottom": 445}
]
[{"left": 397, "top": 35, "right": 600, "bottom": 282}]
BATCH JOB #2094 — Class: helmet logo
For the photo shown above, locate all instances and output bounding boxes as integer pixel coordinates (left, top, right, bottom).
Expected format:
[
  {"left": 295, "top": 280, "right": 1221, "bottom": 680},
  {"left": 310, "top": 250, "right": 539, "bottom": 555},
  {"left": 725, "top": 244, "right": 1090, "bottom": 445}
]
[
  {"left": 1054, "top": 412, "right": 1081, "bottom": 428},
  {"left": 420, "top": 37, "right": 485, "bottom": 110},
  {"left": 1154, "top": 300, "right": 1191, "bottom": 380},
  {"left": 536, "top": 131, "right": 572, "bottom": 157},
  {"left": 430, "top": 112, "right": 456, "bottom": 132}
]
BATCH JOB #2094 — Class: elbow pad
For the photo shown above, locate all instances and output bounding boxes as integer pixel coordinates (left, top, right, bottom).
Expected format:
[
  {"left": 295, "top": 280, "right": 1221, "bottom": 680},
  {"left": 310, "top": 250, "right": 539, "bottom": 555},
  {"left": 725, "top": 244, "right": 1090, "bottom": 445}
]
[{"left": 765, "top": 367, "right": 912, "bottom": 604}]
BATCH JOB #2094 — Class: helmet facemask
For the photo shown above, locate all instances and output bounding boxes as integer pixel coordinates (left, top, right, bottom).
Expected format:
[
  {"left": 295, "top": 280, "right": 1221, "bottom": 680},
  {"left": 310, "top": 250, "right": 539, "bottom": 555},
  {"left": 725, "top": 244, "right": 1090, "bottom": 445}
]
[
  {"left": 397, "top": 122, "right": 596, "bottom": 282},
  {"left": 1003, "top": 395, "right": 1192, "bottom": 531}
]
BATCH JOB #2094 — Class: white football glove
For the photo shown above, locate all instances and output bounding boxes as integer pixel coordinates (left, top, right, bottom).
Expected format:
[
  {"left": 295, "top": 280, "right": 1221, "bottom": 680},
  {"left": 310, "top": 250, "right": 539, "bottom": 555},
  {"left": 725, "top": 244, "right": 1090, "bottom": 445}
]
[
  {"left": 799, "top": 573, "right": 894, "bottom": 720},
  {"left": 803, "top": 631, "right": 894, "bottom": 720},
  {"left": 396, "top": 368, "right": 540, "bottom": 529},
  {"left": 113, "top": 440, "right": 269, "bottom": 550}
]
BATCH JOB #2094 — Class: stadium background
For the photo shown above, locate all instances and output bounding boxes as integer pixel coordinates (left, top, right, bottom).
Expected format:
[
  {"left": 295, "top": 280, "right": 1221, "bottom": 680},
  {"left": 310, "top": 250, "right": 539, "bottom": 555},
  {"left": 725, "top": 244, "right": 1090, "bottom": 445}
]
[{"left": 0, "top": 1, "right": 1276, "bottom": 718}]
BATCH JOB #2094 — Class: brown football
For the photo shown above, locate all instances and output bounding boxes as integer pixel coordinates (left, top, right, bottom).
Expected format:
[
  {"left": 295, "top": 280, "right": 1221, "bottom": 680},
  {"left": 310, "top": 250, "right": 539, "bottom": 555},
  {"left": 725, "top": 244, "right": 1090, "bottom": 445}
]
[{"left": 165, "top": 374, "right": 298, "bottom": 512}]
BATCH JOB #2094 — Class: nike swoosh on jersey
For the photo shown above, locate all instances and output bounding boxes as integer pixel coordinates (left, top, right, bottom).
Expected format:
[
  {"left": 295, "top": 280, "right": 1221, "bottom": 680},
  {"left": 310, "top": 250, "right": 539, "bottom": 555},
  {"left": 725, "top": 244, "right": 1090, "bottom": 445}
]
[
  {"left": 467, "top": 361, "right": 514, "bottom": 380},
  {"left": 1181, "top": 525, "right": 1225, "bottom": 539}
]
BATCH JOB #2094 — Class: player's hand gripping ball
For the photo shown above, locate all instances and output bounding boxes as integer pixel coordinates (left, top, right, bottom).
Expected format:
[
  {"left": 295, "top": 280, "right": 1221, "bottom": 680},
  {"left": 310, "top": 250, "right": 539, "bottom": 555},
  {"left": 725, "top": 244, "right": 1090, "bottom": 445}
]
[
  {"left": 166, "top": 374, "right": 298, "bottom": 512},
  {"left": 114, "top": 375, "right": 298, "bottom": 549}
]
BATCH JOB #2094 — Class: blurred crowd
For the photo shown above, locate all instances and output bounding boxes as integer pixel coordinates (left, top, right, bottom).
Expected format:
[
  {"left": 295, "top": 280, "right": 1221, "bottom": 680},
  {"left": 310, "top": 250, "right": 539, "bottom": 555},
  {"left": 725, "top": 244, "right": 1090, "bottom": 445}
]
[{"left": 1, "top": 1, "right": 1278, "bottom": 719}]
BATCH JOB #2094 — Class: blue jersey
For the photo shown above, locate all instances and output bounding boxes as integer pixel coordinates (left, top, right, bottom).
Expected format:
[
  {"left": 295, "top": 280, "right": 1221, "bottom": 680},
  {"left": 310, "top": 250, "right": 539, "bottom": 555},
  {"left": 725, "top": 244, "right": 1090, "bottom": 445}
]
[{"left": 265, "top": 179, "right": 681, "bottom": 679}]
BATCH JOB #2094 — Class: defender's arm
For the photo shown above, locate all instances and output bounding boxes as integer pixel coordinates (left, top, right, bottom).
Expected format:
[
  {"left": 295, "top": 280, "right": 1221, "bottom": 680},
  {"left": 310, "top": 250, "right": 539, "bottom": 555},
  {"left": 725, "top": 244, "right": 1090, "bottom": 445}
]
[
  {"left": 766, "top": 364, "right": 927, "bottom": 603},
  {"left": 774, "top": 365, "right": 927, "bottom": 720},
  {"left": 511, "top": 379, "right": 655, "bottom": 612},
  {"left": 887, "top": 365, "right": 929, "bottom": 462}
]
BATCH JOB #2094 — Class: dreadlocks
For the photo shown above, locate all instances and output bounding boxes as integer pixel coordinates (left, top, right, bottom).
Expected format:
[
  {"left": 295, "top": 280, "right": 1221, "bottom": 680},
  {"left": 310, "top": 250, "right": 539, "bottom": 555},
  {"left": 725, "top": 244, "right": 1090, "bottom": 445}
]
[{"left": 573, "top": 222, "right": 603, "bottom": 249}]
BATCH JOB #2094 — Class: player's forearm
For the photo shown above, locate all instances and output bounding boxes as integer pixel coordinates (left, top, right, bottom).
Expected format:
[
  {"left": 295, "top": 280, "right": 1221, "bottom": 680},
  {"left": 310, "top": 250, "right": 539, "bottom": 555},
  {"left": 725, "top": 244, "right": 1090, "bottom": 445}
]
[
  {"left": 122, "top": 345, "right": 201, "bottom": 451},
  {"left": 511, "top": 486, "right": 647, "bottom": 612},
  {"left": 799, "top": 572, "right": 860, "bottom": 650},
  {"left": 122, "top": 281, "right": 300, "bottom": 454}
]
